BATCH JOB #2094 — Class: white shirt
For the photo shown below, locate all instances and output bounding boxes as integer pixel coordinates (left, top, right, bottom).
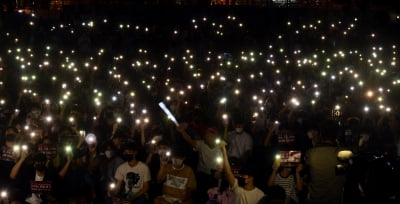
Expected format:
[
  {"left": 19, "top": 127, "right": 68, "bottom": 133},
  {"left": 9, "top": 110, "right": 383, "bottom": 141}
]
[
  {"left": 195, "top": 140, "right": 222, "bottom": 175},
  {"left": 25, "top": 173, "right": 44, "bottom": 204},
  {"left": 115, "top": 161, "right": 151, "bottom": 193},
  {"left": 227, "top": 131, "right": 253, "bottom": 161},
  {"left": 231, "top": 179, "right": 264, "bottom": 204}
]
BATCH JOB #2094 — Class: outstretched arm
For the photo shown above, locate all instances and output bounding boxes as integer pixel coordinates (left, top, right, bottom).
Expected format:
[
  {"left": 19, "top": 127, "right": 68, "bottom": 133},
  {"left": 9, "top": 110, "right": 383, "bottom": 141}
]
[
  {"left": 176, "top": 126, "right": 197, "bottom": 148},
  {"left": 10, "top": 151, "right": 29, "bottom": 179},
  {"left": 220, "top": 141, "right": 235, "bottom": 187}
]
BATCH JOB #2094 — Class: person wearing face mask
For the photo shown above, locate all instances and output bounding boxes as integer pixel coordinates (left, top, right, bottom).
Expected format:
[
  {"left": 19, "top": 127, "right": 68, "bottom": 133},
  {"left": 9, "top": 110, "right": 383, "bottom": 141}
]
[
  {"left": 306, "top": 124, "right": 320, "bottom": 148},
  {"left": 9, "top": 152, "right": 71, "bottom": 203},
  {"left": 154, "top": 146, "right": 196, "bottom": 204},
  {"left": 99, "top": 140, "right": 125, "bottom": 203},
  {"left": 226, "top": 120, "right": 253, "bottom": 165},
  {"left": 109, "top": 142, "right": 151, "bottom": 204},
  {"left": 219, "top": 140, "right": 264, "bottom": 204}
]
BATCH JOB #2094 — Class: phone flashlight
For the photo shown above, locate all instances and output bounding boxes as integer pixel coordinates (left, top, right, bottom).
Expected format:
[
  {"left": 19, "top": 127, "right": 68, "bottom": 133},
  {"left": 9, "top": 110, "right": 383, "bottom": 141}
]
[
  {"left": 65, "top": 145, "right": 72, "bottom": 153},
  {"left": 109, "top": 182, "right": 116, "bottom": 190}
]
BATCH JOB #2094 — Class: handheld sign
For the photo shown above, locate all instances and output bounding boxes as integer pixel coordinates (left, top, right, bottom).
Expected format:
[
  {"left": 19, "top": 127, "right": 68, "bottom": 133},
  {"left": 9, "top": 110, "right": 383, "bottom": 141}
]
[{"left": 158, "top": 102, "right": 179, "bottom": 126}]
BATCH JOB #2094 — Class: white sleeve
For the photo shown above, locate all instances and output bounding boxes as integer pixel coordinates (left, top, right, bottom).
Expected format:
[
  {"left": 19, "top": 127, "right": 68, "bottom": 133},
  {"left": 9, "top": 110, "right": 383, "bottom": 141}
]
[
  {"left": 114, "top": 163, "right": 125, "bottom": 181},
  {"left": 142, "top": 163, "right": 151, "bottom": 182}
]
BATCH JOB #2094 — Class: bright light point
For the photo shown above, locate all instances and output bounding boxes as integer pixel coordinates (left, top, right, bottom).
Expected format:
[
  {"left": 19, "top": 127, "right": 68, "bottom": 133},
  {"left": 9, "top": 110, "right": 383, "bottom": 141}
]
[
  {"left": 366, "top": 90, "right": 374, "bottom": 98},
  {"left": 290, "top": 98, "right": 300, "bottom": 107},
  {"left": 216, "top": 156, "right": 223, "bottom": 164},
  {"left": 219, "top": 97, "right": 227, "bottom": 104}
]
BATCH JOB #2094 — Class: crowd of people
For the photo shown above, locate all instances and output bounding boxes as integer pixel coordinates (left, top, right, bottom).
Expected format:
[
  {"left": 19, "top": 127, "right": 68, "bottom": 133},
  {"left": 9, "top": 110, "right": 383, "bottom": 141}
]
[{"left": 1, "top": 6, "right": 400, "bottom": 204}]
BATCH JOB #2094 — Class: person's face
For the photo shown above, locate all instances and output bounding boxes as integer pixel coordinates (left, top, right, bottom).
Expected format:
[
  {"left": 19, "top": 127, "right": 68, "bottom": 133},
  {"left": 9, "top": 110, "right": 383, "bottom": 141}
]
[
  {"left": 204, "top": 133, "right": 214, "bottom": 145},
  {"left": 123, "top": 149, "right": 136, "bottom": 158},
  {"left": 240, "top": 174, "right": 253, "bottom": 185},
  {"left": 88, "top": 144, "right": 97, "bottom": 153}
]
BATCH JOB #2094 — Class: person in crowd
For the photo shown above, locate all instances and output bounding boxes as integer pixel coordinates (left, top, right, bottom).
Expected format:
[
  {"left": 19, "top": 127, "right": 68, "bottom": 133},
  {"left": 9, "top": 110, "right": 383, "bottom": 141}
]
[
  {"left": 206, "top": 174, "right": 235, "bottom": 204},
  {"left": 9, "top": 151, "right": 71, "bottom": 203},
  {"left": 99, "top": 139, "right": 125, "bottom": 203},
  {"left": 176, "top": 125, "right": 223, "bottom": 203},
  {"left": 267, "top": 156, "right": 303, "bottom": 203},
  {"left": 145, "top": 138, "right": 172, "bottom": 202},
  {"left": 226, "top": 120, "right": 253, "bottom": 165},
  {"left": 154, "top": 146, "right": 196, "bottom": 204},
  {"left": 59, "top": 147, "right": 96, "bottom": 203},
  {"left": 109, "top": 142, "right": 151, "bottom": 204},
  {"left": 305, "top": 119, "right": 346, "bottom": 204},
  {"left": 219, "top": 140, "right": 264, "bottom": 204}
]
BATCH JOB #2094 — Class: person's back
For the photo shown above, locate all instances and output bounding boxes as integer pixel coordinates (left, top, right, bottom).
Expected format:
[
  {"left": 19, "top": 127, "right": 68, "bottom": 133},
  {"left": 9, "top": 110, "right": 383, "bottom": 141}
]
[
  {"left": 306, "top": 145, "right": 344, "bottom": 204},
  {"left": 305, "top": 120, "right": 345, "bottom": 204}
]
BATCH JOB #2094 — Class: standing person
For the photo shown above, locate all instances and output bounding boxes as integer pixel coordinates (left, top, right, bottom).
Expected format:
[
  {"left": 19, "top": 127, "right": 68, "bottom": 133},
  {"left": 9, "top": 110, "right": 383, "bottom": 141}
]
[
  {"left": 176, "top": 126, "right": 223, "bottom": 203},
  {"left": 154, "top": 146, "right": 196, "bottom": 204},
  {"left": 109, "top": 142, "right": 151, "bottom": 204},
  {"left": 220, "top": 140, "right": 264, "bottom": 204},
  {"left": 226, "top": 120, "right": 253, "bottom": 165},
  {"left": 305, "top": 120, "right": 345, "bottom": 204},
  {"left": 267, "top": 158, "right": 303, "bottom": 203}
]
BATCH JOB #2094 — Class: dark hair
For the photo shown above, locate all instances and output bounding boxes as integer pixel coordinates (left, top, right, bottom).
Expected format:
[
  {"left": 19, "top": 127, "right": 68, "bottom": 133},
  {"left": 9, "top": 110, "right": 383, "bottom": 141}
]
[
  {"left": 121, "top": 142, "right": 138, "bottom": 151},
  {"left": 33, "top": 152, "right": 47, "bottom": 162},
  {"left": 171, "top": 145, "right": 186, "bottom": 158},
  {"left": 5, "top": 134, "right": 16, "bottom": 142},
  {"left": 319, "top": 119, "right": 339, "bottom": 141},
  {"left": 239, "top": 166, "right": 256, "bottom": 177}
]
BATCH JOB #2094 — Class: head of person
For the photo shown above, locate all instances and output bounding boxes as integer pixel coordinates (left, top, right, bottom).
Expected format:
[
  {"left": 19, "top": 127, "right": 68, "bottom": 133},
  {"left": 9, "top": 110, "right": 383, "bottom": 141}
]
[
  {"left": 234, "top": 121, "right": 244, "bottom": 134},
  {"left": 307, "top": 123, "right": 320, "bottom": 146},
  {"left": 102, "top": 140, "right": 117, "bottom": 159},
  {"left": 238, "top": 167, "right": 256, "bottom": 188},
  {"left": 33, "top": 152, "right": 47, "bottom": 172},
  {"left": 319, "top": 119, "right": 339, "bottom": 144},
  {"left": 5, "top": 133, "right": 16, "bottom": 148},
  {"left": 156, "top": 139, "right": 170, "bottom": 154},
  {"left": 171, "top": 146, "right": 186, "bottom": 168},
  {"left": 121, "top": 142, "right": 138, "bottom": 162},
  {"left": 203, "top": 127, "right": 218, "bottom": 146}
]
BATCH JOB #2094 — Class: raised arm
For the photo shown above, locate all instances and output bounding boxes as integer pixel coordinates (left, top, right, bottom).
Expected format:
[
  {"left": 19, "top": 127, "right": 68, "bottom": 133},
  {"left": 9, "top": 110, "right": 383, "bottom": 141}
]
[
  {"left": 58, "top": 154, "right": 72, "bottom": 178},
  {"left": 176, "top": 126, "right": 197, "bottom": 148},
  {"left": 295, "top": 164, "right": 304, "bottom": 191},
  {"left": 10, "top": 151, "right": 29, "bottom": 179},
  {"left": 157, "top": 160, "right": 169, "bottom": 183},
  {"left": 267, "top": 159, "right": 280, "bottom": 187},
  {"left": 220, "top": 140, "right": 235, "bottom": 187}
]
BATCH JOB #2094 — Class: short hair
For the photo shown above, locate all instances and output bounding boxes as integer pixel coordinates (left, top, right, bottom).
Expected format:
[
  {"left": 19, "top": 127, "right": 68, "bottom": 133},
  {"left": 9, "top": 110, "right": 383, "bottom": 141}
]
[
  {"left": 121, "top": 142, "right": 138, "bottom": 152},
  {"left": 319, "top": 119, "right": 339, "bottom": 141},
  {"left": 33, "top": 152, "right": 47, "bottom": 162},
  {"left": 239, "top": 166, "right": 256, "bottom": 177},
  {"left": 171, "top": 145, "right": 186, "bottom": 158}
]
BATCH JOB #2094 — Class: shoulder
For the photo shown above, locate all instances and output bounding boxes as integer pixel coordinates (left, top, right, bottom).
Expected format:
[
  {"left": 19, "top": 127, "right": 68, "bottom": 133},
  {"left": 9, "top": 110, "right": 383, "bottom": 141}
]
[
  {"left": 137, "top": 161, "right": 150, "bottom": 170},
  {"left": 116, "top": 162, "right": 129, "bottom": 170}
]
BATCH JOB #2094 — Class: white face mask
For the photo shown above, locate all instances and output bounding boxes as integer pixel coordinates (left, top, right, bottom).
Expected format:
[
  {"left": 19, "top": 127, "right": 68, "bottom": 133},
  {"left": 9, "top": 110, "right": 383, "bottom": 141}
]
[
  {"left": 307, "top": 131, "right": 313, "bottom": 139},
  {"left": 235, "top": 128, "right": 243, "bottom": 133},
  {"left": 105, "top": 150, "right": 114, "bottom": 159},
  {"left": 172, "top": 158, "right": 184, "bottom": 167}
]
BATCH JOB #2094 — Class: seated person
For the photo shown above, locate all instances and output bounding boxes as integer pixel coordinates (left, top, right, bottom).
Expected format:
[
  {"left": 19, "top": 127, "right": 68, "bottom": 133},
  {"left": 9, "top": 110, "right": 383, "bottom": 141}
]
[{"left": 154, "top": 146, "right": 196, "bottom": 204}]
